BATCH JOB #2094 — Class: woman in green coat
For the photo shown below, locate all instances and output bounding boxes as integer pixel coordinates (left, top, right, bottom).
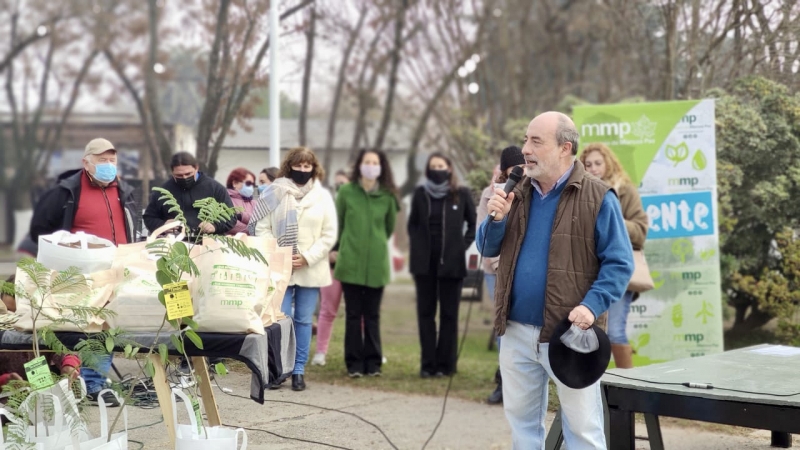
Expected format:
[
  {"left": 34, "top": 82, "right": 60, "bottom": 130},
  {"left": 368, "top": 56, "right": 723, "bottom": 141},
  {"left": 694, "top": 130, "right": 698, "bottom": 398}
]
[{"left": 334, "top": 149, "right": 399, "bottom": 377}]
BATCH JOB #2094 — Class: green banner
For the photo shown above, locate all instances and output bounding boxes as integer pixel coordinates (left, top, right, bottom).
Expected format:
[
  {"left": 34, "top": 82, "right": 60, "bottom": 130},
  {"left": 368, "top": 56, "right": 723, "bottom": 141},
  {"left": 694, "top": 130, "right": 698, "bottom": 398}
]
[{"left": 574, "top": 99, "right": 722, "bottom": 364}]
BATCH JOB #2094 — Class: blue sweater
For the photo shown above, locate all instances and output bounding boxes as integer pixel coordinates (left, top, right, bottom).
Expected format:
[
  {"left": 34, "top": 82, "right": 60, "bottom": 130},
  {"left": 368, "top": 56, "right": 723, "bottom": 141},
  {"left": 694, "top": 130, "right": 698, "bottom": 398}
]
[{"left": 476, "top": 182, "right": 633, "bottom": 325}]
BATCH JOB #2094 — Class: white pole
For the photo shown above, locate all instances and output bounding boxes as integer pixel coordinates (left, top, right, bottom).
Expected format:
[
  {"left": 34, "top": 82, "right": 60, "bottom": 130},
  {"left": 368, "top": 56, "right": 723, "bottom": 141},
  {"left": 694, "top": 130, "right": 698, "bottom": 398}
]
[{"left": 269, "top": 0, "right": 281, "bottom": 167}]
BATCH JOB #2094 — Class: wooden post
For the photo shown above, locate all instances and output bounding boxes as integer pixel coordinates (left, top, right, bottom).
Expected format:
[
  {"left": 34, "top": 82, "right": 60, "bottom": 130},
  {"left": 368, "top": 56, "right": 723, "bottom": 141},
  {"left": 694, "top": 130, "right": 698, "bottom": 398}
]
[
  {"left": 148, "top": 353, "right": 175, "bottom": 446},
  {"left": 193, "top": 356, "right": 222, "bottom": 427}
]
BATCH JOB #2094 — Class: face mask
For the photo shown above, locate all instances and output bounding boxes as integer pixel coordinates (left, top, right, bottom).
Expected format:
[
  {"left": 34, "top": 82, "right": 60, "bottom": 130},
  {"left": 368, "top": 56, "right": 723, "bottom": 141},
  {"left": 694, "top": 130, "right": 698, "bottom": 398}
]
[
  {"left": 258, "top": 184, "right": 268, "bottom": 194},
  {"left": 290, "top": 169, "right": 313, "bottom": 185},
  {"left": 175, "top": 176, "right": 196, "bottom": 190},
  {"left": 239, "top": 184, "right": 254, "bottom": 198},
  {"left": 91, "top": 162, "right": 117, "bottom": 183},
  {"left": 426, "top": 169, "right": 449, "bottom": 185},
  {"left": 493, "top": 183, "right": 505, "bottom": 191},
  {"left": 360, "top": 164, "right": 381, "bottom": 181}
]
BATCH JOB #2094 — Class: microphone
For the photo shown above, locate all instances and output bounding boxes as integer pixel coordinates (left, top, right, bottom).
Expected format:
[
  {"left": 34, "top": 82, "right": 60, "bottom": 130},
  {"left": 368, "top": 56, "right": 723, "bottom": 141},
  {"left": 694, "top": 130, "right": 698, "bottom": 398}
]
[{"left": 489, "top": 166, "right": 524, "bottom": 219}]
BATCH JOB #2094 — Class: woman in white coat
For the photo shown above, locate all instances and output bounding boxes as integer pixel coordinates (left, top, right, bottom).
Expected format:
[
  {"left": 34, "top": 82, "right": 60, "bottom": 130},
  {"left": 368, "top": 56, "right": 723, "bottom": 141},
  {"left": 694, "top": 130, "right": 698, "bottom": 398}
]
[{"left": 248, "top": 147, "right": 337, "bottom": 391}]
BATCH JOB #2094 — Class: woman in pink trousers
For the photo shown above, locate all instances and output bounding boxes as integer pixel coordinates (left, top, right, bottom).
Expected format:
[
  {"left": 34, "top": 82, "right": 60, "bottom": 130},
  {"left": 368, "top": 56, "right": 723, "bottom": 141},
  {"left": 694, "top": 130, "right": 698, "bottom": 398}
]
[{"left": 312, "top": 170, "right": 350, "bottom": 366}]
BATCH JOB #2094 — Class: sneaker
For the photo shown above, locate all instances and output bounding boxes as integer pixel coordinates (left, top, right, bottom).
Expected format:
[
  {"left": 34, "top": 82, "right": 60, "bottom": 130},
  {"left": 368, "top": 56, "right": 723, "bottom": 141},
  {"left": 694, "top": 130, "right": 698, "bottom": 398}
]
[
  {"left": 348, "top": 372, "right": 363, "bottom": 378},
  {"left": 367, "top": 371, "right": 381, "bottom": 377},
  {"left": 311, "top": 353, "right": 326, "bottom": 366},
  {"left": 87, "top": 391, "right": 120, "bottom": 407},
  {"left": 487, "top": 384, "right": 503, "bottom": 405}
]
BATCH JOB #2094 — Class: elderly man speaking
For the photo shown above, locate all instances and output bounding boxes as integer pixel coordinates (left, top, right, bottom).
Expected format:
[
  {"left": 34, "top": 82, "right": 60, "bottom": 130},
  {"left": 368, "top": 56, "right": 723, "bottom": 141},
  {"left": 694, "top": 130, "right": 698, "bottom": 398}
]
[{"left": 477, "top": 112, "right": 634, "bottom": 449}]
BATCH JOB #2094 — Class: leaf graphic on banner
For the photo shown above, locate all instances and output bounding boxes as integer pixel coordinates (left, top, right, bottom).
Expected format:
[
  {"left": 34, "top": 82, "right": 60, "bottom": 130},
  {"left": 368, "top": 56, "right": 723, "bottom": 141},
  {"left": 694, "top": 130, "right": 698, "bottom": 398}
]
[
  {"left": 637, "top": 334, "right": 651, "bottom": 349},
  {"left": 700, "top": 249, "right": 716, "bottom": 260},
  {"left": 692, "top": 150, "right": 707, "bottom": 171},
  {"left": 665, "top": 142, "right": 690, "bottom": 166}
]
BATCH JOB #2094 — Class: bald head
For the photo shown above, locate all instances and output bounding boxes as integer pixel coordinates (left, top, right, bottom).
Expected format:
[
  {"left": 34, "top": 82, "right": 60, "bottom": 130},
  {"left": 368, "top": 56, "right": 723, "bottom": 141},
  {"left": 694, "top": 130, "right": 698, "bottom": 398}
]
[{"left": 530, "top": 111, "right": 578, "bottom": 156}]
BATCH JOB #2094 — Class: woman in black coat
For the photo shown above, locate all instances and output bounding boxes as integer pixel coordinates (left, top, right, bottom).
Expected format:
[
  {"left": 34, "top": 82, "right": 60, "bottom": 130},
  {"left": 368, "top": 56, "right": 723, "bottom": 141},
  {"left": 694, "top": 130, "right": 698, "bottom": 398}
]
[{"left": 408, "top": 152, "right": 476, "bottom": 377}]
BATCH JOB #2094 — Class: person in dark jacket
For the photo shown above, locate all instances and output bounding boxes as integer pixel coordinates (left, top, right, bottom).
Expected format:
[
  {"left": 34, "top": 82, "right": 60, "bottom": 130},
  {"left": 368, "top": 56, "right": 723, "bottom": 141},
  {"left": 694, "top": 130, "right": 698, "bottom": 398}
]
[
  {"left": 27, "top": 137, "right": 134, "bottom": 407},
  {"left": 408, "top": 152, "right": 476, "bottom": 377},
  {"left": 30, "top": 138, "right": 138, "bottom": 245},
  {"left": 143, "top": 152, "right": 235, "bottom": 236}
]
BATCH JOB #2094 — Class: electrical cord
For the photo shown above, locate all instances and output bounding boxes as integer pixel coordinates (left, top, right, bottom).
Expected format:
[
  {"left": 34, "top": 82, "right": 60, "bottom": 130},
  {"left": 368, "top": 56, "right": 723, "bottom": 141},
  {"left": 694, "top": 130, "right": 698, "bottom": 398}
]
[
  {"left": 213, "top": 378, "right": 396, "bottom": 450},
  {"left": 420, "top": 220, "right": 490, "bottom": 450},
  {"left": 223, "top": 423, "right": 357, "bottom": 450},
  {"left": 605, "top": 372, "right": 800, "bottom": 397}
]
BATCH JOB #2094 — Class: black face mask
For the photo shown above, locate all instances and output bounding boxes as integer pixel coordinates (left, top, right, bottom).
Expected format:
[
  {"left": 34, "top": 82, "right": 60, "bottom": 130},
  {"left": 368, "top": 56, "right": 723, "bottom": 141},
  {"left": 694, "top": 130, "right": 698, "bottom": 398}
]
[
  {"left": 290, "top": 169, "right": 313, "bottom": 186},
  {"left": 175, "top": 175, "right": 196, "bottom": 190},
  {"left": 426, "top": 169, "right": 450, "bottom": 185}
]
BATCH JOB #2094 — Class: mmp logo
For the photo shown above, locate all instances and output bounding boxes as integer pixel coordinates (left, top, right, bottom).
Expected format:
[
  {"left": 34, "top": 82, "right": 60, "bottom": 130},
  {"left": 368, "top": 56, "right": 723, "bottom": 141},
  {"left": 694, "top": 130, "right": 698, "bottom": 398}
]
[{"left": 580, "top": 115, "right": 657, "bottom": 140}]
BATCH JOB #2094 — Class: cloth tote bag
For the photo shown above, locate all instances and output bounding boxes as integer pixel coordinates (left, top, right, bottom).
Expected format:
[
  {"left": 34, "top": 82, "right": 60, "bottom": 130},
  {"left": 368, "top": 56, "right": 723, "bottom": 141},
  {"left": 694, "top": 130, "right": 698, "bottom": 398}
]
[
  {"left": 106, "top": 222, "right": 188, "bottom": 331},
  {"left": 171, "top": 388, "right": 247, "bottom": 450},
  {"left": 627, "top": 250, "right": 655, "bottom": 293},
  {"left": 38, "top": 231, "right": 117, "bottom": 274},
  {"left": 63, "top": 389, "right": 127, "bottom": 450},
  {"left": 13, "top": 266, "right": 119, "bottom": 333},
  {"left": 191, "top": 236, "right": 270, "bottom": 334}
]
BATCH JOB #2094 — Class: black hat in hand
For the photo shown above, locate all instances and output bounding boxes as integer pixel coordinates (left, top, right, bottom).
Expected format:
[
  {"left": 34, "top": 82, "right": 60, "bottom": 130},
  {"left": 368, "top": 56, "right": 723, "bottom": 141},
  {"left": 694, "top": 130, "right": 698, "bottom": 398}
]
[{"left": 548, "top": 317, "right": 612, "bottom": 389}]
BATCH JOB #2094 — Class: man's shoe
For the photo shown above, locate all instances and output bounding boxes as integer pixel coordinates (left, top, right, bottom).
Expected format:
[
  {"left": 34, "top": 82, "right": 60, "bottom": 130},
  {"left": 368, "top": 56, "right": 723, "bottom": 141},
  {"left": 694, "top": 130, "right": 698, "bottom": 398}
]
[
  {"left": 87, "top": 391, "right": 121, "bottom": 407},
  {"left": 487, "top": 385, "right": 503, "bottom": 405},
  {"left": 291, "top": 374, "right": 306, "bottom": 391},
  {"left": 311, "top": 353, "right": 326, "bottom": 366},
  {"left": 348, "top": 371, "right": 363, "bottom": 378},
  {"left": 420, "top": 371, "right": 433, "bottom": 379},
  {"left": 367, "top": 371, "right": 381, "bottom": 377}
]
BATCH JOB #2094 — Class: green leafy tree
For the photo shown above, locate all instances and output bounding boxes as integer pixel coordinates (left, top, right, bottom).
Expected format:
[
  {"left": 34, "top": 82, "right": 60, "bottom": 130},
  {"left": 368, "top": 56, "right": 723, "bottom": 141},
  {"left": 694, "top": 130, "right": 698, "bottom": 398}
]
[{"left": 712, "top": 77, "right": 800, "bottom": 331}]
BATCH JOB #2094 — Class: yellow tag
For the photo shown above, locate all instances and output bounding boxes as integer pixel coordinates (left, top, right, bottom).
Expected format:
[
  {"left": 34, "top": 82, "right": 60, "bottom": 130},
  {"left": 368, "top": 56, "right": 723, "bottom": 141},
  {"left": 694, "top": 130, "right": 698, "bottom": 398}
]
[
  {"left": 24, "top": 356, "right": 55, "bottom": 391},
  {"left": 164, "top": 281, "right": 194, "bottom": 320}
]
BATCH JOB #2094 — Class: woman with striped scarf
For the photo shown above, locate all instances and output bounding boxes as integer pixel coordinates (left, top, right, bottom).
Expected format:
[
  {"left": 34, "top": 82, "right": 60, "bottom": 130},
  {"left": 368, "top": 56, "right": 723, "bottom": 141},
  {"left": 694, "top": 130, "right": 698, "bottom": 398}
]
[{"left": 249, "top": 147, "right": 337, "bottom": 391}]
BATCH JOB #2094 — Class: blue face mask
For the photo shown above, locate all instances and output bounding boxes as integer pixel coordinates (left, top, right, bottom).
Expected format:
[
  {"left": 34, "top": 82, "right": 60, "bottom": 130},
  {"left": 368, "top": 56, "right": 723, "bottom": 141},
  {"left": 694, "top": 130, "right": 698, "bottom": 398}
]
[
  {"left": 239, "top": 184, "right": 254, "bottom": 198},
  {"left": 258, "top": 184, "right": 268, "bottom": 194},
  {"left": 92, "top": 162, "right": 117, "bottom": 183}
]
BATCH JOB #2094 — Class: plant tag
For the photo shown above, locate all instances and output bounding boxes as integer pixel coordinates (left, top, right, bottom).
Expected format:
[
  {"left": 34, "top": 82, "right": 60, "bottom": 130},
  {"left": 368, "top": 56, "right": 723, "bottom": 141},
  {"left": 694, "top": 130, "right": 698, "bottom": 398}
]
[
  {"left": 164, "top": 281, "right": 194, "bottom": 320},
  {"left": 24, "top": 356, "right": 54, "bottom": 390},
  {"left": 192, "top": 396, "right": 203, "bottom": 434}
]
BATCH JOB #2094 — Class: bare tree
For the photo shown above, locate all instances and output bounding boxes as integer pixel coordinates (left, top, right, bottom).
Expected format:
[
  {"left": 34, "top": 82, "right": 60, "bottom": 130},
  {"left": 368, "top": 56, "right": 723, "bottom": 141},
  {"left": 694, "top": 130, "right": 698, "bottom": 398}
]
[{"left": 299, "top": 4, "right": 317, "bottom": 146}]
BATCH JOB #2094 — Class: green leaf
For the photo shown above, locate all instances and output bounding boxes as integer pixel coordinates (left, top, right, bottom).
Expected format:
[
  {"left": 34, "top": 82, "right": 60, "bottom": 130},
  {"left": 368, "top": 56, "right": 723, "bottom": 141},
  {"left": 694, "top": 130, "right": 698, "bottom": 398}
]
[
  {"left": 124, "top": 344, "right": 133, "bottom": 358},
  {"left": 171, "top": 334, "right": 184, "bottom": 354},
  {"left": 185, "top": 329, "right": 203, "bottom": 349},
  {"left": 131, "top": 346, "right": 140, "bottom": 357},
  {"left": 159, "top": 343, "right": 169, "bottom": 364},
  {"left": 214, "top": 362, "right": 228, "bottom": 376},
  {"left": 692, "top": 150, "right": 707, "bottom": 171},
  {"left": 183, "top": 317, "right": 199, "bottom": 330},
  {"left": 158, "top": 291, "right": 166, "bottom": 306},
  {"left": 173, "top": 242, "right": 188, "bottom": 256},
  {"left": 144, "top": 359, "right": 155, "bottom": 378},
  {"left": 156, "top": 270, "right": 173, "bottom": 287},
  {"left": 105, "top": 337, "right": 114, "bottom": 353}
]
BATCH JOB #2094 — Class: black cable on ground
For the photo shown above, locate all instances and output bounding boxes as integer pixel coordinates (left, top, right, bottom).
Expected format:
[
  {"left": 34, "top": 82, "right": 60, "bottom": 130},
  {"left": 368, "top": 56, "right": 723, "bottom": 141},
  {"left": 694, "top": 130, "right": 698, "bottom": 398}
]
[
  {"left": 214, "top": 378, "right": 398, "bottom": 450},
  {"left": 223, "top": 423, "right": 357, "bottom": 450}
]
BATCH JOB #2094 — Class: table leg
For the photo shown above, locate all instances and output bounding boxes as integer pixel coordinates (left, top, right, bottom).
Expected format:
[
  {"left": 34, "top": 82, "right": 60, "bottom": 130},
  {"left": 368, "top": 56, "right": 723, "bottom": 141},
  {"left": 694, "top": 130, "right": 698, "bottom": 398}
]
[
  {"left": 148, "top": 353, "right": 176, "bottom": 447},
  {"left": 192, "top": 357, "right": 222, "bottom": 427},
  {"left": 644, "top": 413, "right": 665, "bottom": 450},
  {"left": 545, "top": 407, "right": 564, "bottom": 450},
  {"left": 608, "top": 407, "right": 635, "bottom": 450},
  {"left": 771, "top": 431, "right": 792, "bottom": 448}
]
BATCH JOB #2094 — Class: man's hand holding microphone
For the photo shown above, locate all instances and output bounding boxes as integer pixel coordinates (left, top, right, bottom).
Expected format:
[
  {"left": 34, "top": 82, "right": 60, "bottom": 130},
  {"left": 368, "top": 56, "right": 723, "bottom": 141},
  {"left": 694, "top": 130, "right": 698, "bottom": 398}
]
[{"left": 488, "top": 166, "right": 524, "bottom": 221}]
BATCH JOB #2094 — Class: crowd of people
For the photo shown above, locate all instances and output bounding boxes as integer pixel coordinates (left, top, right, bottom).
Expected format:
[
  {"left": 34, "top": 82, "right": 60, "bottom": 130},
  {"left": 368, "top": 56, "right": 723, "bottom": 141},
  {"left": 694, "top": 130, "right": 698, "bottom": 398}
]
[{"left": 5, "top": 110, "right": 643, "bottom": 449}]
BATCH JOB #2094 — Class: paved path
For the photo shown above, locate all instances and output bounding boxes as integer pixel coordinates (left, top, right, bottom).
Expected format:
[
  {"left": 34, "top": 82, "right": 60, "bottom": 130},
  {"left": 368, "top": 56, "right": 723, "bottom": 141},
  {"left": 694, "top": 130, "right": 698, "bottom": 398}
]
[{"left": 101, "top": 360, "right": 783, "bottom": 449}]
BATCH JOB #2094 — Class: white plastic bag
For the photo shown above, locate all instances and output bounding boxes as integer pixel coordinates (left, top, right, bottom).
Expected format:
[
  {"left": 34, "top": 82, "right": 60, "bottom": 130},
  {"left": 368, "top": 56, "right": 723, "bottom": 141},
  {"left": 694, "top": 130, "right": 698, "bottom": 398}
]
[
  {"left": 105, "top": 222, "right": 187, "bottom": 331},
  {"left": 191, "top": 236, "right": 270, "bottom": 334},
  {"left": 19, "top": 386, "right": 86, "bottom": 449},
  {"left": 63, "top": 389, "right": 127, "bottom": 450},
  {"left": 172, "top": 388, "right": 247, "bottom": 450},
  {"left": 38, "top": 231, "right": 117, "bottom": 273}
]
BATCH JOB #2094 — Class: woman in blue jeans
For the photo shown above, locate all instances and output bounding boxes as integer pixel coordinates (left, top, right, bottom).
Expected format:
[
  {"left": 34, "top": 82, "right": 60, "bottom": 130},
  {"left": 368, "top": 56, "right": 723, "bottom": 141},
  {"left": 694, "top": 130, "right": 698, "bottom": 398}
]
[
  {"left": 250, "top": 147, "right": 337, "bottom": 390},
  {"left": 581, "top": 143, "right": 648, "bottom": 368}
]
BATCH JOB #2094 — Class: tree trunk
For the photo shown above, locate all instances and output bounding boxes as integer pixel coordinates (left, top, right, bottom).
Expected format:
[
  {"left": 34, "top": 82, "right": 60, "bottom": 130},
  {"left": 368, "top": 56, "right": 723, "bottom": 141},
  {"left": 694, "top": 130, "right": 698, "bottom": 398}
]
[
  {"left": 299, "top": 5, "right": 316, "bottom": 147},
  {"left": 322, "top": 7, "right": 368, "bottom": 173},
  {"left": 373, "top": 0, "right": 408, "bottom": 151},
  {"left": 144, "top": 0, "right": 173, "bottom": 169}
]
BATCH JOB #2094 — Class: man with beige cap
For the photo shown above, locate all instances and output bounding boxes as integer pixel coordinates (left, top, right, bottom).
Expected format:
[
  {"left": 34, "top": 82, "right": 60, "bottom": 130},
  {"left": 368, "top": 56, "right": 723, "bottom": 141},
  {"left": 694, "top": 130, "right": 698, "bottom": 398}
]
[
  {"left": 30, "top": 138, "right": 138, "bottom": 246},
  {"left": 29, "top": 137, "right": 138, "bottom": 406}
]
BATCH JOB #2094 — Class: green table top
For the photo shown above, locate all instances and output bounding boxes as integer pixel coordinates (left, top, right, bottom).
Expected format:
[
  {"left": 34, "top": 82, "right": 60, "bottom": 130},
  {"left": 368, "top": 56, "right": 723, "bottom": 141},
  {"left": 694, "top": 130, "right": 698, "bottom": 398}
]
[{"left": 602, "top": 344, "right": 800, "bottom": 406}]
